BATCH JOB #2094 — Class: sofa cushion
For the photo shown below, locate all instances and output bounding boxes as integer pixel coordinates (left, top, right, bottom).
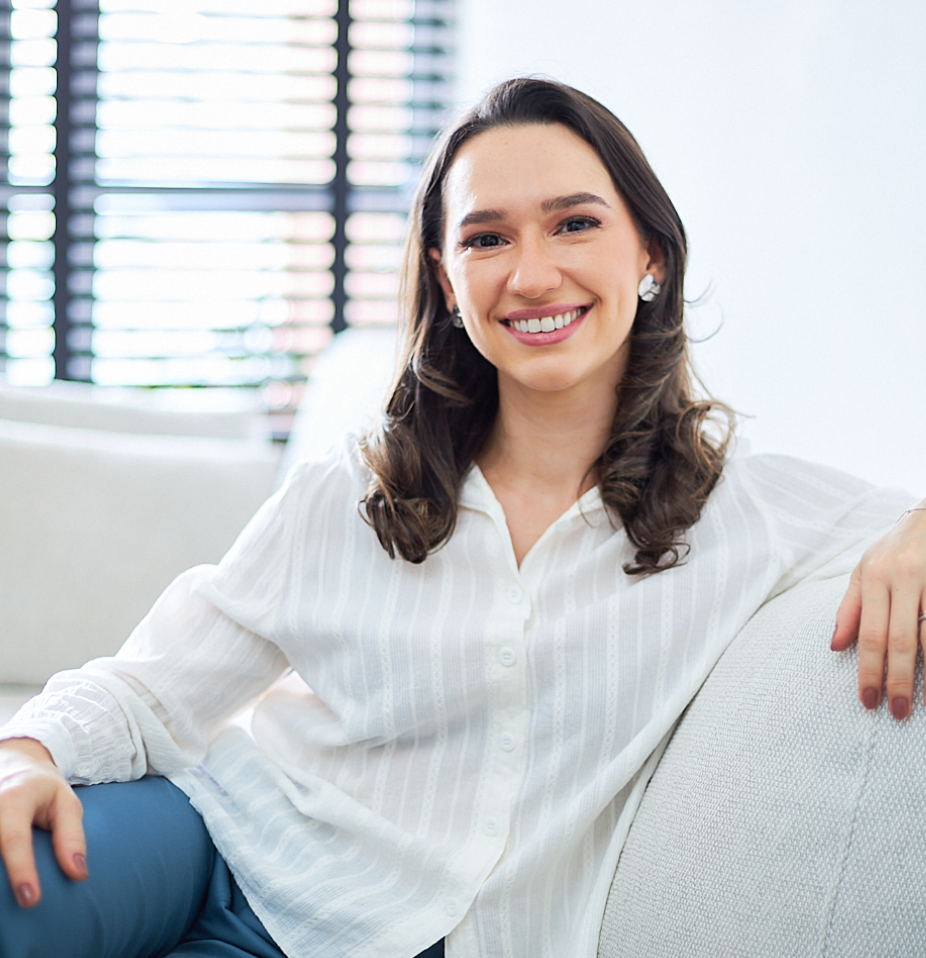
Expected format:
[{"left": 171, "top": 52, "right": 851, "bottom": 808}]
[
  {"left": 599, "top": 574, "right": 926, "bottom": 957},
  {"left": 0, "top": 380, "right": 264, "bottom": 441},
  {"left": 277, "top": 326, "right": 396, "bottom": 485},
  {"left": 0, "top": 418, "right": 279, "bottom": 685}
]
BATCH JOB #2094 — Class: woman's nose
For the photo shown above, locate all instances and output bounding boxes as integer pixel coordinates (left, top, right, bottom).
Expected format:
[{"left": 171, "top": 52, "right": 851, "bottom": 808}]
[{"left": 506, "top": 235, "right": 562, "bottom": 299}]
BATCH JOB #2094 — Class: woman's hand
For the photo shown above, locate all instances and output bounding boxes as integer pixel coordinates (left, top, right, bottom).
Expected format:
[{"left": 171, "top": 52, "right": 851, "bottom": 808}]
[
  {"left": 832, "top": 502, "right": 926, "bottom": 719},
  {"left": 0, "top": 738, "right": 88, "bottom": 907}
]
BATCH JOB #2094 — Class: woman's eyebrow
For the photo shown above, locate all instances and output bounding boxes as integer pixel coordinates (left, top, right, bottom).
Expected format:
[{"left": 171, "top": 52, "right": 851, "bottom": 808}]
[
  {"left": 541, "top": 192, "right": 610, "bottom": 213},
  {"left": 457, "top": 192, "right": 610, "bottom": 230},
  {"left": 458, "top": 208, "right": 506, "bottom": 228}
]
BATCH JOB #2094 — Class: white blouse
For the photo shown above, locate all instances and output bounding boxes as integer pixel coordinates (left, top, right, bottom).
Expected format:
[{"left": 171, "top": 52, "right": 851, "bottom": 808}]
[{"left": 1, "top": 444, "right": 913, "bottom": 958}]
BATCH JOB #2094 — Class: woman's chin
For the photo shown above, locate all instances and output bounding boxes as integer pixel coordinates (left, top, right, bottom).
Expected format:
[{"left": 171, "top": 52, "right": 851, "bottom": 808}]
[{"left": 497, "top": 364, "right": 621, "bottom": 406}]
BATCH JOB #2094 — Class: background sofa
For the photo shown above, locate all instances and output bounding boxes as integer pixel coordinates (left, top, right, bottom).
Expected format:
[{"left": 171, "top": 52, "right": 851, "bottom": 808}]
[
  {"left": 2, "top": 330, "right": 923, "bottom": 955},
  {"left": 0, "top": 327, "right": 395, "bottom": 720}
]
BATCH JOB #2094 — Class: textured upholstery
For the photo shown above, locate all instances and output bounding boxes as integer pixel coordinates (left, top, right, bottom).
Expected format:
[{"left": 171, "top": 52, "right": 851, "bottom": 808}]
[{"left": 599, "top": 574, "right": 926, "bottom": 958}]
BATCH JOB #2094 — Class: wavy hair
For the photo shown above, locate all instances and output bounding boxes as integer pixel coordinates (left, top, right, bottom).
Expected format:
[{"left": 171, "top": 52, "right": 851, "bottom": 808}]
[{"left": 360, "top": 78, "right": 732, "bottom": 574}]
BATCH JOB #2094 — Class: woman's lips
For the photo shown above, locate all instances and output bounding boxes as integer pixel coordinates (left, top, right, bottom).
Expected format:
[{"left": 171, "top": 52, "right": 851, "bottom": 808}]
[{"left": 502, "top": 305, "right": 590, "bottom": 345}]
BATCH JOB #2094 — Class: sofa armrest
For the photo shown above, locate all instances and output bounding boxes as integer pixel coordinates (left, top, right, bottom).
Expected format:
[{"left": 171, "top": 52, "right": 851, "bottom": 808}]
[{"left": 599, "top": 574, "right": 926, "bottom": 956}]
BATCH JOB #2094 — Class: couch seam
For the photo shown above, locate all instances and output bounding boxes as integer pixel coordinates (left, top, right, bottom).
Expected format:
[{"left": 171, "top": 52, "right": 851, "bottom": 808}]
[{"left": 816, "top": 707, "right": 878, "bottom": 956}]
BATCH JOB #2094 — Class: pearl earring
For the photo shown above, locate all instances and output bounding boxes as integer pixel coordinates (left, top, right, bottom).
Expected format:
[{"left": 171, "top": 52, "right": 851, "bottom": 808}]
[
  {"left": 637, "top": 274, "right": 661, "bottom": 302},
  {"left": 451, "top": 305, "right": 464, "bottom": 328}
]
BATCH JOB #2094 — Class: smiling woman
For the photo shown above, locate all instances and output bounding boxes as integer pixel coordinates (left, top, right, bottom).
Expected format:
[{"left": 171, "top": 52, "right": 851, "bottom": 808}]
[
  {"left": 2, "top": 77, "right": 926, "bottom": 958},
  {"left": 362, "top": 81, "right": 727, "bottom": 574}
]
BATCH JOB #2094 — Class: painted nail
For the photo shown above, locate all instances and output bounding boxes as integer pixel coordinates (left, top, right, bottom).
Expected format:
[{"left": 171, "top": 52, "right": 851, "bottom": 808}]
[
  {"left": 16, "top": 883, "right": 36, "bottom": 908},
  {"left": 891, "top": 696, "right": 910, "bottom": 720},
  {"left": 862, "top": 687, "right": 879, "bottom": 710},
  {"left": 73, "top": 853, "right": 87, "bottom": 878}
]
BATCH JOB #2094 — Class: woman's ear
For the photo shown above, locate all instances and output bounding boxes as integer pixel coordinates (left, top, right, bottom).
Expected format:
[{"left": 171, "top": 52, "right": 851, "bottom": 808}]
[
  {"left": 646, "top": 240, "right": 667, "bottom": 286},
  {"left": 428, "top": 248, "right": 456, "bottom": 312}
]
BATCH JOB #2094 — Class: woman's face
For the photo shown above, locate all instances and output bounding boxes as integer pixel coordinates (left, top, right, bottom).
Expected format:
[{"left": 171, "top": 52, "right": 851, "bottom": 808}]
[{"left": 430, "top": 122, "right": 664, "bottom": 404}]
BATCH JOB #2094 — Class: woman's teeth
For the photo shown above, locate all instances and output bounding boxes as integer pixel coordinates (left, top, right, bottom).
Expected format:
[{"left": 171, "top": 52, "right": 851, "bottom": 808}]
[{"left": 510, "top": 307, "right": 584, "bottom": 334}]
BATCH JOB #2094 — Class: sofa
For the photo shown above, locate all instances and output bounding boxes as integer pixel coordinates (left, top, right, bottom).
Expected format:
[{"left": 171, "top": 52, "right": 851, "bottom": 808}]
[
  {"left": 2, "top": 330, "right": 924, "bottom": 955},
  {"left": 598, "top": 573, "right": 926, "bottom": 957}
]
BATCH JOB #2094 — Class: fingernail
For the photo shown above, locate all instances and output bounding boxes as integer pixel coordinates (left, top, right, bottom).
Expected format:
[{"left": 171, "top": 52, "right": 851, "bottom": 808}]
[
  {"left": 73, "top": 853, "right": 88, "bottom": 878},
  {"left": 891, "top": 696, "right": 910, "bottom": 720},
  {"left": 862, "top": 687, "right": 880, "bottom": 710},
  {"left": 16, "top": 883, "right": 36, "bottom": 908},
  {"left": 830, "top": 625, "right": 838, "bottom": 650}
]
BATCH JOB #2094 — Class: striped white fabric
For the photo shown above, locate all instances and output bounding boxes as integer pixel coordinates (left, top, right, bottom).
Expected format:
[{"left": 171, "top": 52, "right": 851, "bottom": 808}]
[{"left": 1, "top": 443, "right": 913, "bottom": 958}]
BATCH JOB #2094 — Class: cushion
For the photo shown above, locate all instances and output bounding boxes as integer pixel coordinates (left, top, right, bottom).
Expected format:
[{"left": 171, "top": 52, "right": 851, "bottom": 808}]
[
  {"left": 278, "top": 326, "right": 397, "bottom": 483},
  {"left": 599, "top": 574, "right": 926, "bottom": 957},
  {"left": 0, "top": 380, "right": 264, "bottom": 441},
  {"left": 0, "top": 418, "right": 279, "bottom": 685}
]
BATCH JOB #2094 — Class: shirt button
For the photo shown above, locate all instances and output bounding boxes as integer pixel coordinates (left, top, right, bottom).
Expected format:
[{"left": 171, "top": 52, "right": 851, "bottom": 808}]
[
  {"left": 499, "top": 733, "right": 516, "bottom": 752},
  {"left": 445, "top": 898, "right": 460, "bottom": 916},
  {"left": 483, "top": 817, "right": 500, "bottom": 836},
  {"left": 507, "top": 586, "right": 523, "bottom": 604},
  {"left": 498, "top": 647, "right": 517, "bottom": 667}
]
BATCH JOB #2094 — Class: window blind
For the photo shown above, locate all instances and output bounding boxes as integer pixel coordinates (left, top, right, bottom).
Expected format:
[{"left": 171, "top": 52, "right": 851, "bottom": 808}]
[{"left": 0, "top": 0, "right": 454, "bottom": 429}]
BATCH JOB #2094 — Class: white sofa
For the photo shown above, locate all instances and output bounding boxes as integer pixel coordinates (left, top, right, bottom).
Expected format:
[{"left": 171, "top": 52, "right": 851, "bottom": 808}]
[{"left": 599, "top": 574, "right": 926, "bottom": 957}]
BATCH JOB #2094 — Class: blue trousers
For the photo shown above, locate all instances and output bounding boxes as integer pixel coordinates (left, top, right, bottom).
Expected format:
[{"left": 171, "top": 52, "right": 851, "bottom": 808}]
[{"left": 0, "top": 776, "right": 446, "bottom": 958}]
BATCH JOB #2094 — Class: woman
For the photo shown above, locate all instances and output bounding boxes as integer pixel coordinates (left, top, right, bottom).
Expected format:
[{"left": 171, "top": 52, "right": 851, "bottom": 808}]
[{"left": 1, "top": 78, "right": 924, "bottom": 958}]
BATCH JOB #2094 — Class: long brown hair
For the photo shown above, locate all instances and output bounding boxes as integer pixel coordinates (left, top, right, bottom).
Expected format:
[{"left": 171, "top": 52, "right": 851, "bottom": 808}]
[{"left": 360, "top": 78, "right": 732, "bottom": 574}]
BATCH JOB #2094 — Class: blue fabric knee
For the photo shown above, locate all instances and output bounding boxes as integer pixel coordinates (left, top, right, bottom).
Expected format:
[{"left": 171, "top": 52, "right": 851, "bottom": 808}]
[
  {"left": 0, "top": 775, "right": 447, "bottom": 958},
  {"left": 0, "top": 776, "right": 214, "bottom": 958}
]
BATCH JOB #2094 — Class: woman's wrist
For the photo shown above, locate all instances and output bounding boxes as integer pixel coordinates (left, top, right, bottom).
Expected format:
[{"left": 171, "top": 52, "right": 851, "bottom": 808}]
[{"left": 0, "top": 737, "right": 55, "bottom": 767}]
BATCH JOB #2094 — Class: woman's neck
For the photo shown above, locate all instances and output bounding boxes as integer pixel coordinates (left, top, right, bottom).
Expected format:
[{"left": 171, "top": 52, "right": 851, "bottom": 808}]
[{"left": 477, "top": 378, "right": 617, "bottom": 565}]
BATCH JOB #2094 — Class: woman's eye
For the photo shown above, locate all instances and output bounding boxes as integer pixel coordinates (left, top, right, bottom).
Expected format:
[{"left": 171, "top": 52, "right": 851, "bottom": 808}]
[
  {"left": 462, "top": 232, "right": 505, "bottom": 250},
  {"left": 559, "top": 216, "right": 600, "bottom": 234}
]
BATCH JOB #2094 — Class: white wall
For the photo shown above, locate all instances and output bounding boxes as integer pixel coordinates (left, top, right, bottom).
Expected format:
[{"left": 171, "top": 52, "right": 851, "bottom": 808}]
[{"left": 455, "top": 0, "right": 926, "bottom": 494}]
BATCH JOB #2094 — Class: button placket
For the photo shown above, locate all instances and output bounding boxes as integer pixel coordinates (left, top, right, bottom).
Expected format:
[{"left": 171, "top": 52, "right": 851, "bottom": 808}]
[{"left": 478, "top": 579, "right": 527, "bottom": 881}]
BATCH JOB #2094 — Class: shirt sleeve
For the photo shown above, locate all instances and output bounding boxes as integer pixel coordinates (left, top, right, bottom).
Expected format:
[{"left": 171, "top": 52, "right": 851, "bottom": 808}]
[
  {"left": 731, "top": 453, "right": 917, "bottom": 598},
  {"left": 0, "top": 459, "right": 329, "bottom": 785}
]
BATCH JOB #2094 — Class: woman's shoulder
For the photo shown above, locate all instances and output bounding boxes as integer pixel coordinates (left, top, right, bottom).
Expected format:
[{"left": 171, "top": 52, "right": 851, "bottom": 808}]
[
  {"left": 715, "top": 447, "right": 913, "bottom": 521},
  {"left": 723, "top": 449, "right": 879, "bottom": 496},
  {"left": 278, "top": 434, "right": 371, "bottom": 503},
  {"left": 214, "top": 435, "right": 373, "bottom": 578}
]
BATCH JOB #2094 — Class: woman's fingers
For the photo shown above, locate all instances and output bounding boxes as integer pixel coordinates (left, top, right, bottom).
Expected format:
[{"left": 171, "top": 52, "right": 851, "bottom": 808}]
[
  {"left": 854, "top": 570, "right": 890, "bottom": 711},
  {"left": 884, "top": 589, "right": 921, "bottom": 719},
  {"left": 831, "top": 565, "right": 863, "bottom": 653},
  {"left": 0, "top": 801, "right": 42, "bottom": 907},
  {"left": 837, "top": 504, "right": 926, "bottom": 718},
  {"left": 46, "top": 787, "right": 87, "bottom": 883},
  {"left": 0, "top": 738, "right": 87, "bottom": 907},
  {"left": 0, "top": 767, "right": 47, "bottom": 906},
  {"left": 921, "top": 611, "right": 926, "bottom": 704}
]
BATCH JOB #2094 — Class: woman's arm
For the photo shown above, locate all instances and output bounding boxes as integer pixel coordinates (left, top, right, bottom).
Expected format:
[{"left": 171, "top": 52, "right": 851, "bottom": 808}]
[
  {"left": 832, "top": 501, "right": 926, "bottom": 719},
  {"left": 0, "top": 461, "right": 325, "bottom": 904},
  {"left": 0, "top": 562, "right": 289, "bottom": 908}
]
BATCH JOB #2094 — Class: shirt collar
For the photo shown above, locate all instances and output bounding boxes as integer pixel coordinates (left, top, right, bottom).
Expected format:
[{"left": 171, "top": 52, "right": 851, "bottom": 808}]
[{"left": 458, "top": 463, "right": 606, "bottom": 521}]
